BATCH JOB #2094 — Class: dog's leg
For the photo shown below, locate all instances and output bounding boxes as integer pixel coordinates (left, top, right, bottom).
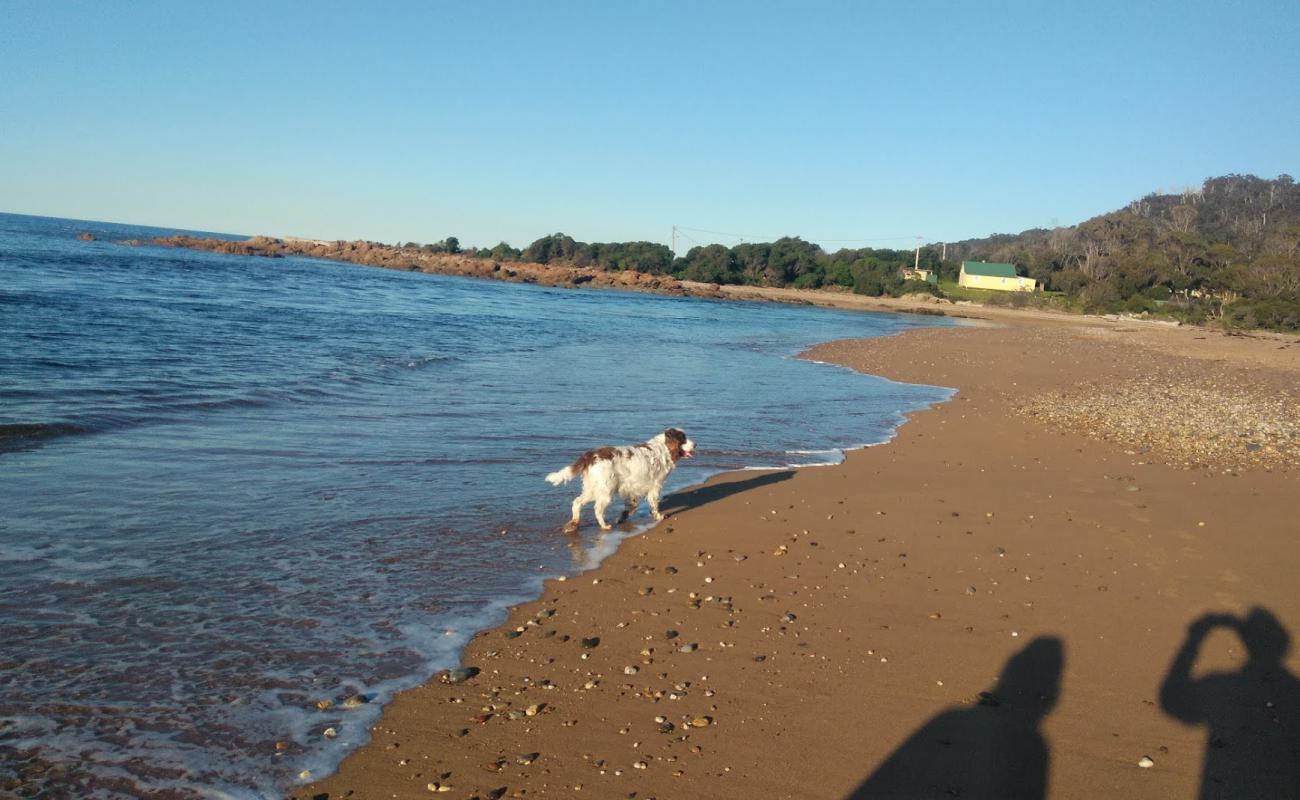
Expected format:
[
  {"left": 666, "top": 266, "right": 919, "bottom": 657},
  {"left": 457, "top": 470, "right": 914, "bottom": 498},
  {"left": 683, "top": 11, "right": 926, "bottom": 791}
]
[
  {"left": 593, "top": 495, "right": 613, "bottom": 531},
  {"left": 564, "top": 495, "right": 583, "bottom": 533},
  {"left": 647, "top": 489, "right": 664, "bottom": 522},
  {"left": 618, "top": 497, "right": 639, "bottom": 524}
]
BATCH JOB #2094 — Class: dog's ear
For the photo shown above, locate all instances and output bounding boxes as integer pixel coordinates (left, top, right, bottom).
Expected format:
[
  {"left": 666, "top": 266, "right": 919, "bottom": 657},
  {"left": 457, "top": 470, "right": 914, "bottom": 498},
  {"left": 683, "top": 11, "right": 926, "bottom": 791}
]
[{"left": 663, "top": 428, "right": 688, "bottom": 461}]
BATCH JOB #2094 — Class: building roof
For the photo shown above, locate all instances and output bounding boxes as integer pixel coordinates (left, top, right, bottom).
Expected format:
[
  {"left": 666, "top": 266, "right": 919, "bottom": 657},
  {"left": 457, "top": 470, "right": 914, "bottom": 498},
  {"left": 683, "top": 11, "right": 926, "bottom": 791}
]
[{"left": 961, "top": 261, "right": 1019, "bottom": 278}]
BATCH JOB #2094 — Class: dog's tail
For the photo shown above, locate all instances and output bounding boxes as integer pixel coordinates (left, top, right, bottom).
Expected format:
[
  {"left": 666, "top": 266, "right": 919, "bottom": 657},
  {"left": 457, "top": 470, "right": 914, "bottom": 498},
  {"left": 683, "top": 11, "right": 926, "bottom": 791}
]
[{"left": 545, "top": 465, "right": 577, "bottom": 486}]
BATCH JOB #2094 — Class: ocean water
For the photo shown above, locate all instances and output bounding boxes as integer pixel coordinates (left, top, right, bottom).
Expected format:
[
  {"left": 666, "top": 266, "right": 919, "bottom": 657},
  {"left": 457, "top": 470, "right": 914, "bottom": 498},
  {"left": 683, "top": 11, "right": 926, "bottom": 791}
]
[{"left": 0, "top": 212, "right": 954, "bottom": 798}]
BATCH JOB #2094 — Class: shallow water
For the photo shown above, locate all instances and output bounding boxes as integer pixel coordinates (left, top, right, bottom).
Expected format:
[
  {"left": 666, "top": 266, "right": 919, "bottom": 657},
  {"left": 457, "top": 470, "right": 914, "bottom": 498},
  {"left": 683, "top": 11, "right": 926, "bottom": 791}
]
[{"left": 0, "top": 212, "right": 953, "bottom": 797}]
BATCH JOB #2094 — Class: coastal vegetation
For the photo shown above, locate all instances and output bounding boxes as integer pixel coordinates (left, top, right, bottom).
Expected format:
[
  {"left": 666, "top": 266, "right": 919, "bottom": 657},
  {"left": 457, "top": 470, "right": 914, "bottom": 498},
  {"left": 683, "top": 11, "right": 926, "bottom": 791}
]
[
  {"left": 143, "top": 174, "right": 1300, "bottom": 332},
  {"left": 470, "top": 175, "right": 1300, "bottom": 330},
  {"left": 945, "top": 174, "right": 1300, "bottom": 329}
]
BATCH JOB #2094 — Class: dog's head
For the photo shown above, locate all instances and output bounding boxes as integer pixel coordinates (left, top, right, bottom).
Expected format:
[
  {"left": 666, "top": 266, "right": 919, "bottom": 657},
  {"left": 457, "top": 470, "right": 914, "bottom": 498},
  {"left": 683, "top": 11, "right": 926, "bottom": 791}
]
[{"left": 663, "top": 427, "right": 695, "bottom": 463}]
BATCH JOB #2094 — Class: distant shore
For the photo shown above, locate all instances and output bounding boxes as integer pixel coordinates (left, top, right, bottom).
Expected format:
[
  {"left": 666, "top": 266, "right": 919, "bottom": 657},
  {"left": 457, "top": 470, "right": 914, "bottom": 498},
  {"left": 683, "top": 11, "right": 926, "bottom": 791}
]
[
  {"left": 131, "top": 233, "right": 1300, "bottom": 343},
  {"left": 297, "top": 311, "right": 1299, "bottom": 799},
  {"left": 121, "top": 234, "right": 1064, "bottom": 324},
  {"left": 131, "top": 234, "right": 719, "bottom": 298}
]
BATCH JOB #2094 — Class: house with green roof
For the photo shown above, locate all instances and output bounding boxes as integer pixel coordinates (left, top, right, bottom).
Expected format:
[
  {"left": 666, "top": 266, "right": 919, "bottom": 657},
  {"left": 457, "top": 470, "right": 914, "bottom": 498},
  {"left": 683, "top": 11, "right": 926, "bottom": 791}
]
[{"left": 958, "top": 261, "right": 1037, "bottom": 292}]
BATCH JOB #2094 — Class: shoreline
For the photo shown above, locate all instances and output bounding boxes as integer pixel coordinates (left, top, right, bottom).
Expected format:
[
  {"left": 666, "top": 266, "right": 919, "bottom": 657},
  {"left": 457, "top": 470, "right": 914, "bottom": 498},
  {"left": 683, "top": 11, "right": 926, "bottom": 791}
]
[
  {"left": 130, "top": 233, "right": 1300, "bottom": 347},
  {"left": 298, "top": 316, "right": 1298, "bottom": 799},
  {"left": 284, "top": 335, "right": 961, "bottom": 792}
]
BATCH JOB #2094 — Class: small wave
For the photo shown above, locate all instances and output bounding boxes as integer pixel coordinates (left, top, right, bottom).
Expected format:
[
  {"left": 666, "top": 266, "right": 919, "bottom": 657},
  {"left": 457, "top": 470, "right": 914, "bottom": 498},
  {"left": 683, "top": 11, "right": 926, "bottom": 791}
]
[{"left": 0, "top": 421, "right": 90, "bottom": 442}]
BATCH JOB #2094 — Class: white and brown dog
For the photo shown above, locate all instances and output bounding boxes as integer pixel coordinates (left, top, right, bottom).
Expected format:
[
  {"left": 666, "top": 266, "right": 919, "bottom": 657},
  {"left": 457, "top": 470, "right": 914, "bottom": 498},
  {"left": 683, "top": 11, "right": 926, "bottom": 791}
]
[{"left": 546, "top": 428, "right": 695, "bottom": 532}]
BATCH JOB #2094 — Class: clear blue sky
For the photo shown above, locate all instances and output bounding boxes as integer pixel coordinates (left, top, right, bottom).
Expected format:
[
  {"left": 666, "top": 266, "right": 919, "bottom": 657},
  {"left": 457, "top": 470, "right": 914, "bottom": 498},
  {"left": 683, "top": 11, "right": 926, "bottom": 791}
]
[{"left": 2, "top": 1, "right": 1297, "bottom": 252}]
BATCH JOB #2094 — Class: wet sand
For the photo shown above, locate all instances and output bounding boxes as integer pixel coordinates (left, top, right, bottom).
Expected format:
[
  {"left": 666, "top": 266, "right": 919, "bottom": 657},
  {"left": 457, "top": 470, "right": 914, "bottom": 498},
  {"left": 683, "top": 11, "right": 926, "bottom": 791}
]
[{"left": 297, "top": 317, "right": 1299, "bottom": 800}]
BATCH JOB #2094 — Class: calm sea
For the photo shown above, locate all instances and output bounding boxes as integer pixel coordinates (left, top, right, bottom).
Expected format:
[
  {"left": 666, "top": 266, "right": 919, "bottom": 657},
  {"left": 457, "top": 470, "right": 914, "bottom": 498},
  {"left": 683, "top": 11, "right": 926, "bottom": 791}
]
[{"left": 0, "top": 212, "right": 953, "bottom": 797}]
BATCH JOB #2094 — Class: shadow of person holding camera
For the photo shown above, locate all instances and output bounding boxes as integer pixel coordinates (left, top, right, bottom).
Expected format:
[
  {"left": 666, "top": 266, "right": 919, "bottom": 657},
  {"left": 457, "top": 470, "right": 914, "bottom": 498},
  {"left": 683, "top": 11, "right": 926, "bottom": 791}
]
[
  {"left": 1160, "top": 608, "right": 1299, "bottom": 798},
  {"left": 848, "top": 637, "right": 1063, "bottom": 799}
]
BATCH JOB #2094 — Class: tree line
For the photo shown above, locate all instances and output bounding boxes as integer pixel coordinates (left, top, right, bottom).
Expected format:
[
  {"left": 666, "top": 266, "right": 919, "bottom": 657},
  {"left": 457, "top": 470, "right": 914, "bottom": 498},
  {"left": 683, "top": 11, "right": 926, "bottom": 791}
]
[{"left": 401, "top": 174, "right": 1300, "bottom": 331}]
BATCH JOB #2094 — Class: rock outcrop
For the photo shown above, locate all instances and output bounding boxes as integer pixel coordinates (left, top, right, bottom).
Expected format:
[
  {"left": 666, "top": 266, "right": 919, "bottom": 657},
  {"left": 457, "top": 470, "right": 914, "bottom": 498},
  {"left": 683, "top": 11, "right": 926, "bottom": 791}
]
[{"left": 136, "top": 235, "right": 726, "bottom": 299}]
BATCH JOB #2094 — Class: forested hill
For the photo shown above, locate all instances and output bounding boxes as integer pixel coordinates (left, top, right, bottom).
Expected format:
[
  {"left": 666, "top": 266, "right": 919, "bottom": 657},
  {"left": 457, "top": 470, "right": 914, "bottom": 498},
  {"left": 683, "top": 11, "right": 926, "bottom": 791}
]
[
  {"left": 495, "top": 174, "right": 1299, "bottom": 329},
  {"left": 941, "top": 174, "right": 1300, "bottom": 326}
]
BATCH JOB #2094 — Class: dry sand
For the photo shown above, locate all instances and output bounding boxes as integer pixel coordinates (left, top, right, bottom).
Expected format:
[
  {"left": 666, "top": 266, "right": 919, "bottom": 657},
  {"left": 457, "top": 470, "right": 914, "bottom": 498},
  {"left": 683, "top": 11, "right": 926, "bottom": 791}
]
[{"left": 297, "top": 314, "right": 1299, "bottom": 800}]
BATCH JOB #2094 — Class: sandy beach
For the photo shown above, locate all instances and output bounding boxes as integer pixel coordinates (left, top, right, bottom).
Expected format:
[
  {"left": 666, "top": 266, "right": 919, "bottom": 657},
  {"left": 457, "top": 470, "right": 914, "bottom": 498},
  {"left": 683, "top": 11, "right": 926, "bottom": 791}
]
[{"left": 297, "top": 312, "right": 1299, "bottom": 800}]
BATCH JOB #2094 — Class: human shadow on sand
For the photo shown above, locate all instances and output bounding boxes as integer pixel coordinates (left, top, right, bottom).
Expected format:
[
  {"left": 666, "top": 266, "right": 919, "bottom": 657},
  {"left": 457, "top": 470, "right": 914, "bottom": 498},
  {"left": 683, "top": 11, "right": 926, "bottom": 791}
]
[
  {"left": 848, "top": 636, "right": 1064, "bottom": 800},
  {"left": 1160, "top": 607, "right": 1300, "bottom": 799},
  {"left": 659, "top": 469, "right": 795, "bottom": 515}
]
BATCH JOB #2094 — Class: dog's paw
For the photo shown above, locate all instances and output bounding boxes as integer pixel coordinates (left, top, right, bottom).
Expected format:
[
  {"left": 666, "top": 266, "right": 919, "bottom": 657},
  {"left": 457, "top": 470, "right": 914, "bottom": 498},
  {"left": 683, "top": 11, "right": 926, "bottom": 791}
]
[
  {"left": 562, "top": 521, "right": 579, "bottom": 533},
  {"left": 598, "top": 524, "right": 613, "bottom": 532},
  {"left": 652, "top": 512, "right": 665, "bottom": 522}
]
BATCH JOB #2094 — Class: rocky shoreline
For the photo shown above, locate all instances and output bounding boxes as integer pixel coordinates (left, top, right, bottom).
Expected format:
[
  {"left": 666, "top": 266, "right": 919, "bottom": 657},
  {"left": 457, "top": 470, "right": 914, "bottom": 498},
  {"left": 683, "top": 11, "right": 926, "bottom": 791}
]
[{"left": 126, "top": 235, "right": 726, "bottom": 298}]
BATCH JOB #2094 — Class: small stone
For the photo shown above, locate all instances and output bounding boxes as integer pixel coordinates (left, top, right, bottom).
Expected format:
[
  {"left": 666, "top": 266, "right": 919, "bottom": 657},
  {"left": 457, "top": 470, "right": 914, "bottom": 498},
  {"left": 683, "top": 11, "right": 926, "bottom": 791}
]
[
  {"left": 624, "top": 665, "right": 640, "bottom": 675},
  {"left": 781, "top": 613, "right": 797, "bottom": 623},
  {"left": 442, "top": 667, "right": 480, "bottom": 685},
  {"left": 691, "top": 716, "right": 712, "bottom": 727},
  {"left": 679, "top": 643, "right": 698, "bottom": 653},
  {"left": 634, "top": 761, "right": 648, "bottom": 770},
  {"left": 341, "top": 694, "right": 366, "bottom": 708},
  {"left": 315, "top": 699, "right": 334, "bottom": 710},
  {"left": 581, "top": 637, "right": 601, "bottom": 649},
  {"left": 526, "top": 703, "right": 545, "bottom": 716},
  {"left": 639, "top": 586, "right": 654, "bottom": 596},
  {"left": 1138, "top": 756, "right": 1154, "bottom": 768},
  {"left": 322, "top": 727, "right": 337, "bottom": 738},
  {"left": 517, "top": 752, "right": 540, "bottom": 765},
  {"left": 665, "top": 630, "right": 679, "bottom": 639}
]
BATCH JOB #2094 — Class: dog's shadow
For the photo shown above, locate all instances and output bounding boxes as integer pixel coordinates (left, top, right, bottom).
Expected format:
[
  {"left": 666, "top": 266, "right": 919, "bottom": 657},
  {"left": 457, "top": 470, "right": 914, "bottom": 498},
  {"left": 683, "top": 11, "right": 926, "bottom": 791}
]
[
  {"left": 567, "top": 470, "right": 796, "bottom": 568},
  {"left": 660, "top": 469, "right": 796, "bottom": 515}
]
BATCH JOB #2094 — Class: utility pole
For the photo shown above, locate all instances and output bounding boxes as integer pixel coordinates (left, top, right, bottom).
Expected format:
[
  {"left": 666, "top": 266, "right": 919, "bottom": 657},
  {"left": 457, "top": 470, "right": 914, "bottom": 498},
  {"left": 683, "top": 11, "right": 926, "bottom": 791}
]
[
  {"left": 942, "top": 242, "right": 947, "bottom": 261},
  {"left": 671, "top": 225, "right": 677, "bottom": 256},
  {"left": 914, "top": 236, "right": 921, "bottom": 270}
]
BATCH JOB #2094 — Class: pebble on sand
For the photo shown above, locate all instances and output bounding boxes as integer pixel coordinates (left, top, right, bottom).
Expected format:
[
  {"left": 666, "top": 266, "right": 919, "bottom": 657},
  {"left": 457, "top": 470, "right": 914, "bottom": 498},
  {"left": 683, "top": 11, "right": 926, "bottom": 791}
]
[
  {"left": 1138, "top": 756, "right": 1154, "bottom": 769},
  {"left": 442, "top": 667, "right": 481, "bottom": 684}
]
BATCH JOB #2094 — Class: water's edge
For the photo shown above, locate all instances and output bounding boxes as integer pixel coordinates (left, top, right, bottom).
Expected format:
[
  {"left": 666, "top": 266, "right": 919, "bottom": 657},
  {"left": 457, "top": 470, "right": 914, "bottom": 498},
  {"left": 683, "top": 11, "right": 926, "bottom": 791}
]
[{"left": 295, "top": 348, "right": 957, "bottom": 790}]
